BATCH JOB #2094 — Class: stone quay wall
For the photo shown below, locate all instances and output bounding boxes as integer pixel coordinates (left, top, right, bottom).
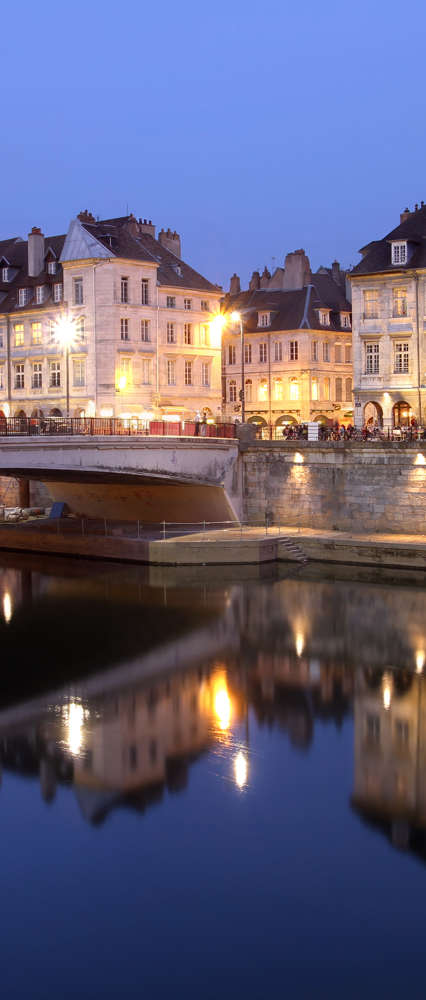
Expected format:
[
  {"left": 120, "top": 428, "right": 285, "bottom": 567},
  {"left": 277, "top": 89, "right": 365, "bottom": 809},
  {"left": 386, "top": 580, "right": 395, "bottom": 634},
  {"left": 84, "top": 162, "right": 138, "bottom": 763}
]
[{"left": 241, "top": 441, "right": 426, "bottom": 535}]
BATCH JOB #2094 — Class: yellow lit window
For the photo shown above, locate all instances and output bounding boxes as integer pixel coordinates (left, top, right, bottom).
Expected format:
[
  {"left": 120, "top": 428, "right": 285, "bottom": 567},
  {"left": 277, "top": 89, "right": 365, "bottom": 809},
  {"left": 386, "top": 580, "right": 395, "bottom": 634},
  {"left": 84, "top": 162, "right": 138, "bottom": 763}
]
[
  {"left": 273, "top": 378, "right": 283, "bottom": 400},
  {"left": 258, "top": 379, "right": 268, "bottom": 401},
  {"left": 290, "top": 379, "right": 299, "bottom": 401},
  {"left": 312, "top": 377, "right": 318, "bottom": 401},
  {"left": 32, "top": 322, "right": 42, "bottom": 344},
  {"left": 14, "top": 324, "right": 24, "bottom": 347}
]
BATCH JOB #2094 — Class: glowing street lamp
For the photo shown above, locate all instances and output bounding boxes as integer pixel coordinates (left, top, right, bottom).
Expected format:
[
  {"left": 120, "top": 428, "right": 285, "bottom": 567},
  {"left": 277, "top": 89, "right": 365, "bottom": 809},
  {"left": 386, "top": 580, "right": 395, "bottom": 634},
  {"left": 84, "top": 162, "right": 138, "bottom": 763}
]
[
  {"left": 230, "top": 310, "right": 245, "bottom": 422},
  {"left": 53, "top": 315, "right": 78, "bottom": 417}
]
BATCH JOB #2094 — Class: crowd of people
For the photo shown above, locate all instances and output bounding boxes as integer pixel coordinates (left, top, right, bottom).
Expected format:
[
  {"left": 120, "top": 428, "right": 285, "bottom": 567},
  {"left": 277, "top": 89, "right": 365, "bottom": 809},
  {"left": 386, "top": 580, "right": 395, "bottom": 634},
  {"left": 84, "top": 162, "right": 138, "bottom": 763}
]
[{"left": 269, "top": 418, "right": 426, "bottom": 441}]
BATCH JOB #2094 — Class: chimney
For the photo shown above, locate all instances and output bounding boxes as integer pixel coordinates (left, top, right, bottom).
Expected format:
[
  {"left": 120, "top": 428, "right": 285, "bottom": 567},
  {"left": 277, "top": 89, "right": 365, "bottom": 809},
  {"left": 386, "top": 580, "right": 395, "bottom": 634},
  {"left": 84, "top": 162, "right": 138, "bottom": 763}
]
[
  {"left": 138, "top": 218, "right": 156, "bottom": 238},
  {"left": 229, "top": 273, "right": 240, "bottom": 296},
  {"left": 28, "top": 227, "right": 45, "bottom": 277},
  {"left": 282, "top": 249, "right": 311, "bottom": 290},
  {"left": 331, "top": 260, "right": 342, "bottom": 286},
  {"left": 158, "top": 227, "right": 181, "bottom": 258},
  {"left": 249, "top": 270, "right": 260, "bottom": 291},
  {"left": 260, "top": 266, "right": 271, "bottom": 289},
  {"left": 77, "top": 209, "right": 96, "bottom": 224},
  {"left": 400, "top": 207, "right": 411, "bottom": 224},
  {"left": 125, "top": 213, "right": 139, "bottom": 238}
]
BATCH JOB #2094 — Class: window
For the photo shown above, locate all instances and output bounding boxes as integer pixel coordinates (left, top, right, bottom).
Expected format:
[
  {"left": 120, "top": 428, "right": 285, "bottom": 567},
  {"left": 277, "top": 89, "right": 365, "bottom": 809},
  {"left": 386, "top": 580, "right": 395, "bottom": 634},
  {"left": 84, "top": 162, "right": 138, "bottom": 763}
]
[
  {"left": 244, "top": 343, "right": 252, "bottom": 364},
  {"left": 273, "top": 378, "right": 283, "bottom": 400},
  {"left": 2, "top": 268, "right": 9, "bottom": 282},
  {"left": 49, "top": 361, "right": 61, "bottom": 387},
  {"left": 31, "top": 322, "right": 42, "bottom": 345},
  {"left": 0, "top": 331, "right": 3, "bottom": 348},
  {"left": 32, "top": 363, "right": 42, "bottom": 389},
  {"left": 201, "top": 300, "right": 209, "bottom": 311},
  {"left": 73, "top": 277, "right": 83, "bottom": 305},
  {"left": 259, "top": 343, "right": 267, "bottom": 363},
  {"left": 229, "top": 380, "right": 237, "bottom": 402},
  {"left": 166, "top": 296, "right": 176, "bottom": 309},
  {"left": 142, "top": 360, "right": 151, "bottom": 384},
  {"left": 345, "top": 378, "right": 352, "bottom": 402},
  {"left": 319, "top": 310, "right": 330, "bottom": 326},
  {"left": 184, "top": 298, "right": 192, "bottom": 311},
  {"left": 167, "top": 360, "right": 176, "bottom": 385},
  {"left": 141, "top": 319, "right": 150, "bottom": 342},
  {"left": 335, "top": 343, "right": 342, "bottom": 363},
  {"left": 47, "top": 261, "right": 56, "bottom": 275},
  {"left": 345, "top": 344, "right": 351, "bottom": 364},
  {"left": 289, "top": 379, "right": 299, "bottom": 401},
  {"left": 394, "top": 342, "right": 409, "bottom": 374},
  {"left": 323, "top": 341, "right": 329, "bottom": 362},
  {"left": 119, "top": 357, "right": 132, "bottom": 384},
  {"left": 75, "top": 317, "right": 85, "bottom": 342},
  {"left": 202, "top": 363, "right": 210, "bottom": 387},
  {"left": 364, "top": 289, "right": 378, "bottom": 319},
  {"left": 312, "top": 377, "right": 318, "bottom": 401},
  {"left": 289, "top": 340, "right": 298, "bottom": 361},
  {"left": 73, "top": 359, "right": 85, "bottom": 386},
  {"left": 274, "top": 341, "right": 282, "bottom": 362},
  {"left": 121, "top": 277, "right": 129, "bottom": 303},
  {"left": 184, "top": 360, "right": 192, "bottom": 385},
  {"left": 0, "top": 366, "right": 4, "bottom": 389},
  {"left": 258, "top": 379, "right": 268, "bottom": 401},
  {"left": 53, "top": 283, "right": 63, "bottom": 303},
  {"left": 312, "top": 340, "right": 318, "bottom": 362},
  {"left": 335, "top": 377, "right": 342, "bottom": 402},
  {"left": 35, "top": 286, "right": 44, "bottom": 304},
  {"left": 120, "top": 318, "right": 129, "bottom": 341},
  {"left": 392, "top": 287, "right": 408, "bottom": 317},
  {"left": 341, "top": 313, "right": 351, "bottom": 328},
  {"left": 14, "top": 324, "right": 24, "bottom": 347},
  {"left": 14, "top": 363, "right": 24, "bottom": 389},
  {"left": 141, "top": 278, "right": 149, "bottom": 305},
  {"left": 167, "top": 322, "right": 176, "bottom": 344},
  {"left": 365, "top": 342, "right": 379, "bottom": 374},
  {"left": 259, "top": 312, "right": 270, "bottom": 327},
  {"left": 18, "top": 288, "right": 29, "bottom": 307},
  {"left": 200, "top": 324, "right": 209, "bottom": 346},
  {"left": 245, "top": 379, "right": 252, "bottom": 402},
  {"left": 391, "top": 242, "right": 407, "bottom": 265},
  {"left": 184, "top": 323, "right": 192, "bottom": 345},
  {"left": 228, "top": 344, "right": 236, "bottom": 365},
  {"left": 323, "top": 377, "right": 330, "bottom": 400}
]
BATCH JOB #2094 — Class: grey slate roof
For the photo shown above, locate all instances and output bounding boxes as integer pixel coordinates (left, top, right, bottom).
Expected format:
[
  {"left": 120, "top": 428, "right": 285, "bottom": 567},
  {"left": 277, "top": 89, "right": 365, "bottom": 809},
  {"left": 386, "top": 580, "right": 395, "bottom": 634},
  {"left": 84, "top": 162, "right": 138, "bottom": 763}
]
[
  {"left": 0, "top": 234, "right": 66, "bottom": 313},
  {"left": 222, "top": 272, "right": 351, "bottom": 334},
  {"left": 351, "top": 204, "right": 426, "bottom": 276}
]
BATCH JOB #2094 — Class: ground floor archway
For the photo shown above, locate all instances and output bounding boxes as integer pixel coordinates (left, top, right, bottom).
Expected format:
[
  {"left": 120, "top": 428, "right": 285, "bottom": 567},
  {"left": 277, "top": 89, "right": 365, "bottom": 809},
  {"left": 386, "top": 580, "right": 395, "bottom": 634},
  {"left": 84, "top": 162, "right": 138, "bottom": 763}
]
[
  {"left": 31, "top": 408, "right": 44, "bottom": 418},
  {"left": 393, "top": 401, "right": 412, "bottom": 427},
  {"left": 50, "top": 408, "right": 63, "bottom": 417},
  {"left": 363, "top": 401, "right": 383, "bottom": 428},
  {"left": 275, "top": 414, "right": 297, "bottom": 427}
]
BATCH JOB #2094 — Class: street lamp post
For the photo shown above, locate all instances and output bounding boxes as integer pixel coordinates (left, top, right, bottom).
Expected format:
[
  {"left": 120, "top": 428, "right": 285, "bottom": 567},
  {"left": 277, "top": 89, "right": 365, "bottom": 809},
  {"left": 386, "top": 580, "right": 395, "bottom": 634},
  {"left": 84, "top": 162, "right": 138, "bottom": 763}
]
[
  {"left": 231, "top": 311, "right": 245, "bottom": 422},
  {"left": 53, "top": 316, "right": 77, "bottom": 419}
]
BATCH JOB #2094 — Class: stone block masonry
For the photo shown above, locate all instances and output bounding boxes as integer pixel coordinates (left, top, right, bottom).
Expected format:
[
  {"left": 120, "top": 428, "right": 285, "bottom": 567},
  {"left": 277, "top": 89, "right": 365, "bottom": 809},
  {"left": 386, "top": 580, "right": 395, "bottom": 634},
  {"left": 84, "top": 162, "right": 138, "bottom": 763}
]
[{"left": 242, "top": 442, "right": 426, "bottom": 535}]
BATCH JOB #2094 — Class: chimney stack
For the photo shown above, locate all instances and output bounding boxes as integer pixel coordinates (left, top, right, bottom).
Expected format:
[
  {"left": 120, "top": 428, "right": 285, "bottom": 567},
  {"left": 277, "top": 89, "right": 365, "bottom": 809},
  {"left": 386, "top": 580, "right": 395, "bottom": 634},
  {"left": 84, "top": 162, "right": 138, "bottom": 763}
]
[
  {"left": 331, "top": 260, "right": 342, "bottom": 286},
  {"left": 158, "top": 228, "right": 181, "bottom": 258},
  {"left": 138, "top": 218, "right": 156, "bottom": 238},
  {"left": 400, "top": 207, "right": 411, "bottom": 224},
  {"left": 282, "top": 249, "right": 311, "bottom": 290},
  {"left": 77, "top": 209, "right": 96, "bottom": 224},
  {"left": 260, "top": 266, "right": 271, "bottom": 288},
  {"left": 28, "top": 227, "right": 45, "bottom": 277},
  {"left": 229, "top": 273, "right": 240, "bottom": 296},
  {"left": 249, "top": 270, "right": 260, "bottom": 291}
]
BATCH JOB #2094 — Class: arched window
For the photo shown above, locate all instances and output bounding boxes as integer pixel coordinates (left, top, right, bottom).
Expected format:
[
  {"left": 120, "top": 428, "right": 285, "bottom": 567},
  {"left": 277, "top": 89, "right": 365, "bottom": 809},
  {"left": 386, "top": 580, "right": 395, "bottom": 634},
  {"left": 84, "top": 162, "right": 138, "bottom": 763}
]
[
  {"left": 229, "top": 380, "right": 237, "bottom": 402},
  {"left": 245, "top": 379, "right": 252, "bottom": 402},
  {"left": 323, "top": 378, "right": 330, "bottom": 400},
  {"left": 345, "top": 377, "right": 352, "bottom": 402},
  {"left": 258, "top": 379, "right": 268, "bottom": 401},
  {"left": 273, "top": 378, "right": 283, "bottom": 400},
  {"left": 289, "top": 378, "right": 299, "bottom": 401},
  {"left": 311, "top": 377, "right": 318, "bottom": 401},
  {"left": 335, "top": 378, "right": 342, "bottom": 402}
]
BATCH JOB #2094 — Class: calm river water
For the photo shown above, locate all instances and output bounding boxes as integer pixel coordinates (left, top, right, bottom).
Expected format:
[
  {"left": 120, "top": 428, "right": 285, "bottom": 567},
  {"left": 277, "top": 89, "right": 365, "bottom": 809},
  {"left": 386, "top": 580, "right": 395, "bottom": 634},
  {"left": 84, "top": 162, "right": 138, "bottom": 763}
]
[{"left": 1, "top": 554, "right": 426, "bottom": 998}]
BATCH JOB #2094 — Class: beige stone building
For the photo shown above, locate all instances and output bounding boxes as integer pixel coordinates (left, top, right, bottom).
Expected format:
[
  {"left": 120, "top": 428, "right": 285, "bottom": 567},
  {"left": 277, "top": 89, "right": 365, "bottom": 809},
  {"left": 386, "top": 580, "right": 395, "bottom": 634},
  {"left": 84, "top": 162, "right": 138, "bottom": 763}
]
[
  {"left": 350, "top": 202, "right": 426, "bottom": 431},
  {"left": 221, "top": 250, "right": 352, "bottom": 433},
  {"left": 0, "top": 212, "right": 223, "bottom": 423}
]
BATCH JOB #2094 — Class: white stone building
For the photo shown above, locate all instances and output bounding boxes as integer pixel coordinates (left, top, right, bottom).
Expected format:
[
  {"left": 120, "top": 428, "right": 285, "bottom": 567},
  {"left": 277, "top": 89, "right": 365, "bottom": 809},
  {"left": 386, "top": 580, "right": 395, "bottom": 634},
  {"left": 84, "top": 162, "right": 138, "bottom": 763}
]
[
  {"left": 350, "top": 203, "right": 426, "bottom": 431},
  {"left": 0, "top": 212, "right": 223, "bottom": 423},
  {"left": 221, "top": 250, "right": 352, "bottom": 433}
]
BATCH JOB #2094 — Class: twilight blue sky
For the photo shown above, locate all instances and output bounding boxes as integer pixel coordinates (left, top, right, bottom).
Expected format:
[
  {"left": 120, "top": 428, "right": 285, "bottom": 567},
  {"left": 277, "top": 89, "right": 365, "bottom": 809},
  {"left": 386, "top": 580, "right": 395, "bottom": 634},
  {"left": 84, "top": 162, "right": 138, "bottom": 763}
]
[{"left": 1, "top": 0, "right": 425, "bottom": 290}]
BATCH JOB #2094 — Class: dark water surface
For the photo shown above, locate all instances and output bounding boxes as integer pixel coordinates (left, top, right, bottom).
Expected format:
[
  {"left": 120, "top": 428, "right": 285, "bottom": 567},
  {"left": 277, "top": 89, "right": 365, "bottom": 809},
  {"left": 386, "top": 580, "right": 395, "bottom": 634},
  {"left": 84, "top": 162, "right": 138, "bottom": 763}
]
[{"left": 1, "top": 554, "right": 426, "bottom": 998}]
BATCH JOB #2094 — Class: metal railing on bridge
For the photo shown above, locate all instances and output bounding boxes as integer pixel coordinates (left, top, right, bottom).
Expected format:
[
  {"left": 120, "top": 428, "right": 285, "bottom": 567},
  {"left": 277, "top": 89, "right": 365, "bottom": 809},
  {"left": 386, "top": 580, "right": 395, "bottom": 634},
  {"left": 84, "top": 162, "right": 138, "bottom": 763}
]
[{"left": 0, "top": 417, "right": 237, "bottom": 439}]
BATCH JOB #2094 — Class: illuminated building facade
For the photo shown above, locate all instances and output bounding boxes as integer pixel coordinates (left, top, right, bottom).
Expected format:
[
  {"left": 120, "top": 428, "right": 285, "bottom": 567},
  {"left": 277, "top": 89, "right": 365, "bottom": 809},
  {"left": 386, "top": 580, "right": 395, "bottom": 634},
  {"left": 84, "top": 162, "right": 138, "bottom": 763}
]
[
  {"left": 0, "top": 212, "right": 223, "bottom": 422},
  {"left": 221, "top": 250, "right": 352, "bottom": 431},
  {"left": 350, "top": 202, "right": 426, "bottom": 431}
]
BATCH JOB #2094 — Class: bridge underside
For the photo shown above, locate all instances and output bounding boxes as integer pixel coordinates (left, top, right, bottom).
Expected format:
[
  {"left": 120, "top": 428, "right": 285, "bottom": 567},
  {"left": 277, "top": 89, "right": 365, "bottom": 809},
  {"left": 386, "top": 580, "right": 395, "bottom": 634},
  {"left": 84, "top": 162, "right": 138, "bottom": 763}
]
[{"left": 4, "top": 470, "right": 237, "bottom": 524}]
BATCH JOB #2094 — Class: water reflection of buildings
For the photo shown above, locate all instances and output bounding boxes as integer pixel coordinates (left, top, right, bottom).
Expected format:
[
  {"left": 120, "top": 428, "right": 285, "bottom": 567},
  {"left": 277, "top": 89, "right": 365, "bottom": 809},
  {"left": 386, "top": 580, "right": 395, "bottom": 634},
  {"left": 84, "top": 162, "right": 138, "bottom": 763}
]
[{"left": 352, "top": 669, "right": 426, "bottom": 858}]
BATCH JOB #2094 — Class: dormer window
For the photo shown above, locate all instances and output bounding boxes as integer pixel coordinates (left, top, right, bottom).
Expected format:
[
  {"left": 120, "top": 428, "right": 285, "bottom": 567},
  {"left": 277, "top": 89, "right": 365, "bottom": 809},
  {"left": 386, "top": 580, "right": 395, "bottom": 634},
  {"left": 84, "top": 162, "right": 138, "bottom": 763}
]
[
  {"left": 391, "top": 241, "right": 407, "bottom": 265},
  {"left": 258, "top": 312, "right": 270, "bottom": 328},
  {"left": 47, "top": 260, "right": 57, "bottom": 275},
  {"left": 319, "top": 310, "right": 330, "bottom": 326},
  {"left": 35, "top": 286, "right": 45, "bottom": 304},
  {"left": 18, "top": 288, "right": 30, "bottom": 307},
  {"left": 1, "top": 267, "right": 9, "bottom": 282},
  {"left": 341, "top": 313, "right": 351, "bottom": 328}
]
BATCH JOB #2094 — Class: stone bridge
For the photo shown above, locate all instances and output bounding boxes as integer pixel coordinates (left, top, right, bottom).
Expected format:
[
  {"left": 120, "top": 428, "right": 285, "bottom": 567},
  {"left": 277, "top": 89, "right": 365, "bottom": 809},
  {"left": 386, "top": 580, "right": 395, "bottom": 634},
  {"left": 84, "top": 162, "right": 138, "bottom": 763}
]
[{"left": 0, "top": 435, "right": 242, "bottom": 522}]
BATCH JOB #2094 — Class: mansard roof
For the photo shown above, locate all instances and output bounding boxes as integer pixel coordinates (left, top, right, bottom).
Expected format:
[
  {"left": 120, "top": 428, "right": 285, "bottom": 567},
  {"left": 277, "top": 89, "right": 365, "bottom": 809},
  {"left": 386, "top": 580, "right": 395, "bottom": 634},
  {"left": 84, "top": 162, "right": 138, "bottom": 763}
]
[
  {"left": 351, "top": 203, "right": 426, "bottom": 277},
  {"left": 223, "top": 272, "right": 351, "bottom": 334},
  {"left": 0, "top": 234, "right": 66, "bottom": 313}
]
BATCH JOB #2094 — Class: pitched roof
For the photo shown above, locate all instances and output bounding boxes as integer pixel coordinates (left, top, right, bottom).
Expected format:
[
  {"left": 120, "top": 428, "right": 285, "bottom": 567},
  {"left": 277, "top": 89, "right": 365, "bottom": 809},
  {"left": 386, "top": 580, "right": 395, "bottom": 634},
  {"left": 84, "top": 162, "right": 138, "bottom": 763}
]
[
  {"left": 0, "top": 234, "right": 66, "bottom": 313},
  {"left": 351, "top": 204, "right": 426, "bottom": 276},
  {"left": 222, "top": 272, "right": 351, "bottom": 334}
]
